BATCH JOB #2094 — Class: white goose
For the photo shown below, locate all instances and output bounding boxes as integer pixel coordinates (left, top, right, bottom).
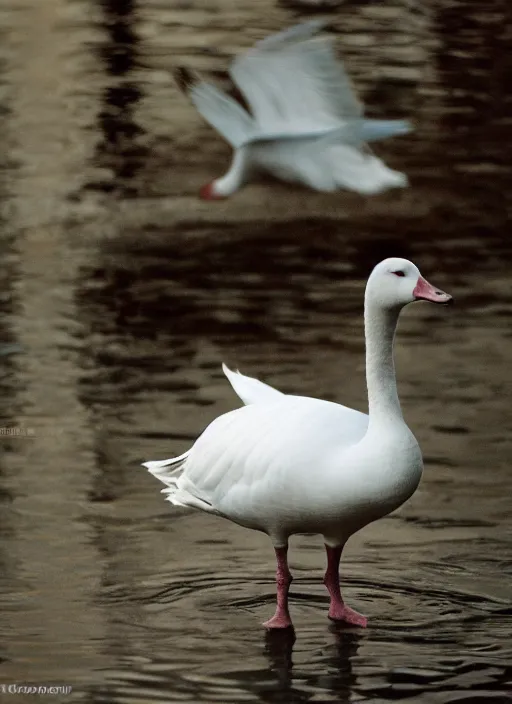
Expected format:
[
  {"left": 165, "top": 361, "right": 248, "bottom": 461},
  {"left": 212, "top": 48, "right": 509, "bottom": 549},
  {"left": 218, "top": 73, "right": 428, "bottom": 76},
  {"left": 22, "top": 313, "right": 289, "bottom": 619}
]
[
  {"left": 143, "top": 258, "right": 452, "bottom": 629},
  {"left": 174, "top": 21, "right": 411, "bottom": 199}
]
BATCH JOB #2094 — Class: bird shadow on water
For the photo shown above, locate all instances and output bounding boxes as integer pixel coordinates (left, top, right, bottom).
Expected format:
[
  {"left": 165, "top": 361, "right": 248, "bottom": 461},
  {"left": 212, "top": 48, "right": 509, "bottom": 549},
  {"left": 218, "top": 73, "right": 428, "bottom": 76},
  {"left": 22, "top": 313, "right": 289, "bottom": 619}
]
[{"left": 259, "top": 625, "right": 361, "bottom": 702}]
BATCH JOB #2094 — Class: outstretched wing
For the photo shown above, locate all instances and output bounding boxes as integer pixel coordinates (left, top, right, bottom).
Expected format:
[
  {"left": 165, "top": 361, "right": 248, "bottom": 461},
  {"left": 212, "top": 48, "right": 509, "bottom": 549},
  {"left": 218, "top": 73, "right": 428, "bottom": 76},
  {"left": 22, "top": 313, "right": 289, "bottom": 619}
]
[
  {"left": 174, "top": 67, "right": 256, "bottom": 148},
  {"left": 229, "top": 22, "right": 362, "bottom": 137},
  {"left": 360, "top": 119, "right": 413, "bottom": 143},
  {"left": 253, "top": 18, "right": 327, "bottom": 50}
]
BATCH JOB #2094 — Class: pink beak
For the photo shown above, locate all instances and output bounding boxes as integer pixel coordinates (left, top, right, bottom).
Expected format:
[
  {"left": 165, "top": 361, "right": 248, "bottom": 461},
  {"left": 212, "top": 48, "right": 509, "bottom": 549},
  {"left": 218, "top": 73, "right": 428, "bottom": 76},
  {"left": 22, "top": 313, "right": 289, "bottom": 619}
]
[
  {"left": 199, "top": 183, "right": 226, "bottom": 201},
  {"left": 413, "top": 276, "right": 453, "bottom": 304}
]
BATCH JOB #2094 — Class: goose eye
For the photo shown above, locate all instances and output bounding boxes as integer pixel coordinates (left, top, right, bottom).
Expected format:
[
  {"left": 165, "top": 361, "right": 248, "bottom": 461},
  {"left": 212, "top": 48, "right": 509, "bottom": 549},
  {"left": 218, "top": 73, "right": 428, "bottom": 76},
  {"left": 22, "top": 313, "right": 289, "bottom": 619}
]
[{"left": 392, "top": 270, "right": 405, "bottom": 277}]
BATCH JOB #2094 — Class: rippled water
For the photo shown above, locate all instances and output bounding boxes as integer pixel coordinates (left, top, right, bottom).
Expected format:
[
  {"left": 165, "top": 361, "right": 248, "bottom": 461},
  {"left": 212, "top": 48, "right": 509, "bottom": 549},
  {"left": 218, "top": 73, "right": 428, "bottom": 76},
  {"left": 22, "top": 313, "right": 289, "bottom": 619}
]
[{"left": 0, "top": 0, "right": 511, "bottom": 701}]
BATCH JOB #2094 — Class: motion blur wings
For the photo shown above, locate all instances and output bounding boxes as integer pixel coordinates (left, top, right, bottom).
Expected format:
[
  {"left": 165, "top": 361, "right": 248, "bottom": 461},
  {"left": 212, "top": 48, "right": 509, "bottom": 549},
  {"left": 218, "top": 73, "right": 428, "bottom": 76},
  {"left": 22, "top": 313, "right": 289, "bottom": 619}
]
[
  {"left": 253, "top": 19, "right": 327, "bottom": 49},
  {"left": 229, "top": 21, "right": 363, "bottom": 138},
  {"left": 174, "top": 67, "right": 256, "bottom": 148}
]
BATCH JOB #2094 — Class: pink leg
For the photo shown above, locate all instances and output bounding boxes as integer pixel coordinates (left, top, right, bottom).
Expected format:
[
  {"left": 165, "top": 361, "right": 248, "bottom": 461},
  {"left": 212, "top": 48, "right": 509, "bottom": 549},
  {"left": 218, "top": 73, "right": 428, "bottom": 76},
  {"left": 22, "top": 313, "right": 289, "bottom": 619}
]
[
  {"left": 263, "top": 546, "right": 293, "bottom": 629},
  {"left": 324, "top": 545, "right": 367, "bottom": 627}
]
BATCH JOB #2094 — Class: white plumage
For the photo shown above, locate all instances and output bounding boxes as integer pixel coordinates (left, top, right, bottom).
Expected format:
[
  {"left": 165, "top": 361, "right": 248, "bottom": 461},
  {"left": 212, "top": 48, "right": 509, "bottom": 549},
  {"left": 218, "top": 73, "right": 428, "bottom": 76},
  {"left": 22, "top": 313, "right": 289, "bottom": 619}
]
[
  {"left": 143, "top": 258, "right": 452, "bottom": 629},
  {"left": 174, "top": 21, "right": 412, "bottom": 199}
]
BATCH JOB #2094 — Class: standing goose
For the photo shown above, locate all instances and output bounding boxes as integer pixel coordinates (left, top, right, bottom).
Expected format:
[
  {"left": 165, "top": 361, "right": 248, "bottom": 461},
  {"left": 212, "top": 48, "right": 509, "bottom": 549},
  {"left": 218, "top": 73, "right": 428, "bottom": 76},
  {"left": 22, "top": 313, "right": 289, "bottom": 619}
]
[
  {"left": 143, "top": 258, "right": 452, "bottom": 629},
  {"left": 174, "top": 21, "right": 412, "bottom": 199}
]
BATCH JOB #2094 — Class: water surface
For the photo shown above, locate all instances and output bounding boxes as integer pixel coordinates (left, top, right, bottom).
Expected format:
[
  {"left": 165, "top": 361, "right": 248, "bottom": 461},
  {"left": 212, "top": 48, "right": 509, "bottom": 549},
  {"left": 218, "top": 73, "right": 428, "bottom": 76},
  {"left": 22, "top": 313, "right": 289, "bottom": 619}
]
[{"left": 0, "top": 0, "right": 510, "bottom": 701}]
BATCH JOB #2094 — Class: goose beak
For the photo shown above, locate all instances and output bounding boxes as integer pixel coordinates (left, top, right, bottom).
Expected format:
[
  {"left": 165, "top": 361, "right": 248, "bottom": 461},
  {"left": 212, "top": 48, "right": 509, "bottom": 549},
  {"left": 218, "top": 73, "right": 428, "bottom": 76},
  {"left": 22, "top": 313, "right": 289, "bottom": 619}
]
[
  {"left": 413, "top": 276, "right": 453, "bottom": 304},
  {"left": 199, "top": 182, "right": 226, "bottom": 200}
]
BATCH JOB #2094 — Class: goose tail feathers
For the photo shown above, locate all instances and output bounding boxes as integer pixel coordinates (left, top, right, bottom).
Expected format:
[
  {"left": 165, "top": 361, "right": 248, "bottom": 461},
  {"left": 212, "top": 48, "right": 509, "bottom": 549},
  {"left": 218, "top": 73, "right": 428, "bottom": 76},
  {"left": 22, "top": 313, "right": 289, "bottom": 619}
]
[
  {"left": 143, "top": 450, "right": 215, "bottom": 512},
  {"left": 142, "top": 449, "right": 191, "bottom": 478}
]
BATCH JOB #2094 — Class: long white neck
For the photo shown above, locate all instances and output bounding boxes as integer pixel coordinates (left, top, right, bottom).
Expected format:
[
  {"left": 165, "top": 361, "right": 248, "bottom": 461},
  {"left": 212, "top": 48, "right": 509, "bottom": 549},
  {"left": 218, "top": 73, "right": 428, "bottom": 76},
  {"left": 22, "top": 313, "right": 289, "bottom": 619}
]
[
  {"left": 213, "top": 148, "right": 249, "bottom": 197},
  {"left": 364, "top": 296, "right": 403, "bottom": 426}
]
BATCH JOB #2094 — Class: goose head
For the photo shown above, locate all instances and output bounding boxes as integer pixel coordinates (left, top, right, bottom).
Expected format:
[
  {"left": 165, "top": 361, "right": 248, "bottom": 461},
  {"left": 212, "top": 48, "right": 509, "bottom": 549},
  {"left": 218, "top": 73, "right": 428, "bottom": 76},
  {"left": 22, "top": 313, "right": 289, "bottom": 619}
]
[
  {"left": 199, "top": 150, "right": 249, "bottom": 200},
  {"left": 199, "top": 181, "right": 228, "bottom": 200},
  {"left": 366, "top": 258, "right": 453, "bottom": 310}
]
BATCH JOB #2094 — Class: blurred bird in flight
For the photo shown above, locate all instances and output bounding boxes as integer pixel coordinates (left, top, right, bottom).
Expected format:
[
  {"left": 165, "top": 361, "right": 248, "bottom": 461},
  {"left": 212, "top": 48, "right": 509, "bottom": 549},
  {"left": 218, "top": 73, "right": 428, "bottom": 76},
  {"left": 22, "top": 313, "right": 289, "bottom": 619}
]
[{"left": 175, "top": 20, "right": 412, "bottom": 200}]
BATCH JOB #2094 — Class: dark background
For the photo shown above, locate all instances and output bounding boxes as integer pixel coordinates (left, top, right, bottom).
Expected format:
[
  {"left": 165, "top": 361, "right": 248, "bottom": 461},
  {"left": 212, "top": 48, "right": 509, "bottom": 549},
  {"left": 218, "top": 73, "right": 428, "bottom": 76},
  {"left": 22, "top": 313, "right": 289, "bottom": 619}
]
[{"left": 0, "top": 0, "right": 510, "bottom": 701}]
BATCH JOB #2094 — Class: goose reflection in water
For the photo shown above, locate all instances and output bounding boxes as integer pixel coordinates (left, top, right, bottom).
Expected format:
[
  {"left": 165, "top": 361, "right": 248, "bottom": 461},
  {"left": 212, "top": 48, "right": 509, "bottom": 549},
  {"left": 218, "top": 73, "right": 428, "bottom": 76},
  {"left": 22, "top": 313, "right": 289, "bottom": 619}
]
[{"left": 262, "top": 626, "right": 361, "bottom": 702}]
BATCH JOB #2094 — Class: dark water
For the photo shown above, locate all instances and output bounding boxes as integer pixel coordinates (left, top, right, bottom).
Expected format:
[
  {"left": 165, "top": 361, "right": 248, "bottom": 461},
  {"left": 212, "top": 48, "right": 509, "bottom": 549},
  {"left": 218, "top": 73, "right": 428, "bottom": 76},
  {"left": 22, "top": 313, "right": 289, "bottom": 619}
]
[{"left": 0, "top": 1, "right": 511, "bottom": 701}]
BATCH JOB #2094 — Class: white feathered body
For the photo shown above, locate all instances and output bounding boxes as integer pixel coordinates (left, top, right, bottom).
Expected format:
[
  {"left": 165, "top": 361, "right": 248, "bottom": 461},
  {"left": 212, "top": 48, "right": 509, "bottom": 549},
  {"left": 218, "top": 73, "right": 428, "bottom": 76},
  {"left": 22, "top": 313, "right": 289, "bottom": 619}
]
[
  {"left": 149, "top": 392, "right": 423, "bottom": 546},
  {"left": 245, "top": 138, "right": 406, "bottom": 194}
]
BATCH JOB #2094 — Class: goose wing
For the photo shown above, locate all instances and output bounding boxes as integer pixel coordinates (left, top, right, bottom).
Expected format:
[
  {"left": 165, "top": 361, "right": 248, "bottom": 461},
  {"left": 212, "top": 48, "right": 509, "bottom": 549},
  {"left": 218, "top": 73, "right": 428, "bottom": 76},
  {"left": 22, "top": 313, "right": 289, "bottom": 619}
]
[
  {"left": 360, "top": 119, "right": 412, "bottom": 143},
  {"left": 173, "top": 396, "right": 369, "bottom": 520},
  {"left": 174, "top": 67, "right": 256, "bottom": 148},
  {"left": 229, "top": 22, "right": 362, "bottom": 138}
]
